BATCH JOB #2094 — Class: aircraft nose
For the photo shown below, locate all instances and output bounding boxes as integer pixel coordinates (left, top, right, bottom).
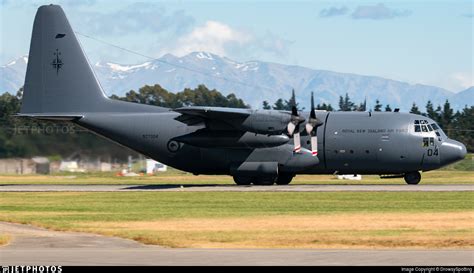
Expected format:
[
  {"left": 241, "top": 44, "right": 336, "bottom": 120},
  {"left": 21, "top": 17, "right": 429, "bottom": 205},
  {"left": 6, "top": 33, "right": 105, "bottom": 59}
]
[{"left": 440, "top": 139, "right": 467, "bottom": 166}]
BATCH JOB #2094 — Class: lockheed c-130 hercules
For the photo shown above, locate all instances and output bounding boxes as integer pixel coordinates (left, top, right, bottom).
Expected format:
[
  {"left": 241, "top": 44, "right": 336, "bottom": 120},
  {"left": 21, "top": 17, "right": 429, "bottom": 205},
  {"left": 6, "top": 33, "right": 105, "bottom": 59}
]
[{"left": 18, "top": 5, "right": 467, "bottom": 185}]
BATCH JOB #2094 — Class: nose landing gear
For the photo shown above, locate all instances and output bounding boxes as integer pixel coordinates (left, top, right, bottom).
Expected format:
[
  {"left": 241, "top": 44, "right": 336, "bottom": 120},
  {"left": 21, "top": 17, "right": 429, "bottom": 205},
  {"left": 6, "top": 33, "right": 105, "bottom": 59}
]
[{"left": 404, "top": 171, "right": 421, "bottom": 185}]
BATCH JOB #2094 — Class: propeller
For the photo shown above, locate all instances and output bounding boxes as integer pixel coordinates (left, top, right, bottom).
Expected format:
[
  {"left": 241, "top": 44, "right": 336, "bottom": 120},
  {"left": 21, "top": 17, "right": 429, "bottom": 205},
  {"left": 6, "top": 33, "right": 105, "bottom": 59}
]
[
  {"left": 287, "top": 105, "right": 305, "bottom": 153},
  {"left": 305, "top": 92, "right": 324, "bottom": 156}
]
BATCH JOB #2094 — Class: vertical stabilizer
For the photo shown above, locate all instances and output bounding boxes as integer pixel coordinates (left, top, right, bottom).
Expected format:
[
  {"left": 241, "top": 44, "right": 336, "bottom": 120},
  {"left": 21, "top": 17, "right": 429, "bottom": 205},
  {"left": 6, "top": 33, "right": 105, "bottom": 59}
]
[{"left": 21, "top": 5, "right": 108, "bottom": 114}]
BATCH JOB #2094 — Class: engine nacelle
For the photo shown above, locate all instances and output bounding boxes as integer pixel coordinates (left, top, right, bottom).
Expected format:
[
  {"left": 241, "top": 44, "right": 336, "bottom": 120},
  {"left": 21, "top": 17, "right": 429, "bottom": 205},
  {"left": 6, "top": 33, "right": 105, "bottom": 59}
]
[
  {"left": 235, "top": 110, "right": 291, "bottom": 135},
  {"left": 173, "top": 129, "right": 290, "bottom": 148}
]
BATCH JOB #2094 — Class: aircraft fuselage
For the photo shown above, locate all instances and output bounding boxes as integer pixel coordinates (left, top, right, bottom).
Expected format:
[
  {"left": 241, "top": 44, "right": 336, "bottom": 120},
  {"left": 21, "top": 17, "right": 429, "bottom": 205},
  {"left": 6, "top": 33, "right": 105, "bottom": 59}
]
[{"left": 76, "top": 110, "right": 466, "bottom": 177}]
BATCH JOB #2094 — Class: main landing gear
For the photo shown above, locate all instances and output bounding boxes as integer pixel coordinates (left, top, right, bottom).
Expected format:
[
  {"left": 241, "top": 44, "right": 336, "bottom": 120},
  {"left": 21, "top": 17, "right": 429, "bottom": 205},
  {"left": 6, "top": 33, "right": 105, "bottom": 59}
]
[
  {"left": 233, "top": 174, "right": 295, "bottom": 186},
  {"left": 404, "top": 171, "right": 421, "bottom": 185}
]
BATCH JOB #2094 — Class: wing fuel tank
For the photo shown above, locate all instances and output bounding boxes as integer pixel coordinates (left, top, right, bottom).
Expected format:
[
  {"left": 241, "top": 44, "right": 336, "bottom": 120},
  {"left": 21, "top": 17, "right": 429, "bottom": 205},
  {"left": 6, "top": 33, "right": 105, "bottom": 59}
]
[{"left": 173, "top": 130, "right": 290, "bottom": 148}]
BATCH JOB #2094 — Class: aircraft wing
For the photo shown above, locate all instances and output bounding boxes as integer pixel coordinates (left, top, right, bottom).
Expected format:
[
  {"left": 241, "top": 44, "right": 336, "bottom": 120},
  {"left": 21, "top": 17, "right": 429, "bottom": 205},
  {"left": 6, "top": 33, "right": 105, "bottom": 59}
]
[{"left": 173, "top": 106, "right": 252, "bottom": 126}]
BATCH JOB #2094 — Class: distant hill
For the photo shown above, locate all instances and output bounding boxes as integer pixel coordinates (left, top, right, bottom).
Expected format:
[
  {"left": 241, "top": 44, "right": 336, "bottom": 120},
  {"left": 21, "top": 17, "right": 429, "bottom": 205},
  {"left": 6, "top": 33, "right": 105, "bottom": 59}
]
[
  {"left": 0, "top": 56, "right": 28, "bottom": 95},
  {"left": 1, "top": 52, "right": 472, "bottom": 111}
]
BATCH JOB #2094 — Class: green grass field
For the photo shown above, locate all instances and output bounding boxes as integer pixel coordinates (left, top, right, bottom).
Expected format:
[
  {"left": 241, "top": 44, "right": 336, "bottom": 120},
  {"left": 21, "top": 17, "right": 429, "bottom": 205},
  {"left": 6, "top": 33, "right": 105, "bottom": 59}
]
[{"left": 0, "top": 191, "right": 472, "bottom": 248}]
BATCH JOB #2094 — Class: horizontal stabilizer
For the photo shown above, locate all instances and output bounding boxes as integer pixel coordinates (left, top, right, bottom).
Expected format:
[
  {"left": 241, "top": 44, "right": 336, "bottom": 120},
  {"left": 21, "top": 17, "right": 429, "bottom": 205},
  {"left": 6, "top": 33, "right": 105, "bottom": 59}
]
[{"left": 14, "top": 113, "right": 83, "bottom": 121}]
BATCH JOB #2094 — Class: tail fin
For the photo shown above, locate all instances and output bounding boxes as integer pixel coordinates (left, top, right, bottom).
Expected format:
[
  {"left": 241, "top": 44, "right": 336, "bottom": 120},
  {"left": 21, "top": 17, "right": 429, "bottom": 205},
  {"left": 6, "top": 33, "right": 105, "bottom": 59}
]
[{"left": 21, "top": 5, "right": 108, "bottom": 114}]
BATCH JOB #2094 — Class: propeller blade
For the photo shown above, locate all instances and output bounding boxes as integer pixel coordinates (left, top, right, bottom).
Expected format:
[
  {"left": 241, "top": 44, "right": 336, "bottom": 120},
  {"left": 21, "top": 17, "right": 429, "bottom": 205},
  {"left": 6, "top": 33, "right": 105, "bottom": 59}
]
[
  {"left": 291, "top": 105, "right": 298, "bottom": 116},
  {"left": 310, "top": 135, "right": 318, "bottom": 156},
  {"left": 287, "top": 122, "right": 296, "bottom": 135},
  {"left": 293, "top": 131, "right": 301, "bottom": 153},
  {"left": 306, "top": 91, "right": 323, "bottom": 156},
  {"left": 310, "top": 92, "right": 316, "bottom": 119},
  {"left": 305, "top": 122, "right": 314, "bottom": 135}
]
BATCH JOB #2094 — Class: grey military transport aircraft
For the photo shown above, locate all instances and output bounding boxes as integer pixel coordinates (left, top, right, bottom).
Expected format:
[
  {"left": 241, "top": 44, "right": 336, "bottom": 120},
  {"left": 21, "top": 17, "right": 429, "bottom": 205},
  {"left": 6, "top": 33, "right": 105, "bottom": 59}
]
[{"left": 18, "top": 5, "right": 467, "bottom": 185}]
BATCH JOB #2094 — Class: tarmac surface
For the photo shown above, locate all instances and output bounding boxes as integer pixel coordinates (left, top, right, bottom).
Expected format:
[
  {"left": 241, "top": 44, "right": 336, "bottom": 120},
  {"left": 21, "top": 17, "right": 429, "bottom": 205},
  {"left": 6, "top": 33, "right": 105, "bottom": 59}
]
[
  {"left": 0, "top": 184, "right": 472, "bottom": 192},
  {"left": 1, "top": 222, "right": 472, "bottom": 266}
]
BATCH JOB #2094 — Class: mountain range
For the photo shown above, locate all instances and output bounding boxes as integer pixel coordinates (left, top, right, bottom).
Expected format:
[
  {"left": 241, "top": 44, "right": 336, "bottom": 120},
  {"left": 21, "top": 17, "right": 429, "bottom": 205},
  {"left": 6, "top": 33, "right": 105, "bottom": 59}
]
[{"left": 1, "top": 52, "right": 472, "bottom": 111}]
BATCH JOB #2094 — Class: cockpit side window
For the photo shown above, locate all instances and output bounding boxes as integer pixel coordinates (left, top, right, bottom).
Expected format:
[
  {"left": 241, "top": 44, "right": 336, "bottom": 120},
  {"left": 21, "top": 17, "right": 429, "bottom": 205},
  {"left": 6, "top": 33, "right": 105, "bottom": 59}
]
[{"left": 422, "top": 137, "right": 429, "bottom": 147}]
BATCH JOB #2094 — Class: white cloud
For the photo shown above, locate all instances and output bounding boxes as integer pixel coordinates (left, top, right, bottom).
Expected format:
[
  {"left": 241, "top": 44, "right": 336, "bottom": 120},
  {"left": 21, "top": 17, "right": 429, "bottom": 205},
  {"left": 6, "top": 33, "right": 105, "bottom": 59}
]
[
  {"left": 164, "top": 21, "right": 291, "bottom": 60},
  {"left": 351, "top": 3, "right": 411, "bottom": 20},
  {"left": 319, "top": 6, "right": 348, "bottom": 18},
  {"left": 451, "top": 73, "right": 474, "bottom": 91},
  {"left": 167, "top": 21, "right": 251, "bottom": 57}
]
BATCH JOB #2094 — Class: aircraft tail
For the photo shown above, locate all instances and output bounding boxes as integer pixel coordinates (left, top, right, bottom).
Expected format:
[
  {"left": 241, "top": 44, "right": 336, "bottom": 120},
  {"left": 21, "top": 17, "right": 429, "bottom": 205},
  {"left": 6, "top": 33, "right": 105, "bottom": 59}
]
[{"left": 21, "top": 5, "right": 108, "bottom": 114}]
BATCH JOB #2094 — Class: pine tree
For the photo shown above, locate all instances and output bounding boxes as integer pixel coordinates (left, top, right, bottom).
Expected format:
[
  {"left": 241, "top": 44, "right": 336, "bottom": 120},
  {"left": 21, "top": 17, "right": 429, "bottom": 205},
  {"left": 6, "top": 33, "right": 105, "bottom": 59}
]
[
  {"left": 273, "top": 98, "right": 286, "bottom": 110},
  {"left": 374, "top": 99, "right": 382, "bottom": 112},
  {"left": 338, "top": 96, "right": 344, "bottom": 111},
  {"left": 451, "top": 106, "right": 474, "bottom": 152},
  {"left": 441, "top": 99, "right": 454, "bottom": 130},
  {"left": 355, "top": 98, "right": 367, "bottom": 111},
  {"left": 410, "top": 102, "right": 421, "bottom": 114},
  {"left": 425, "top": 100, "right": 440, "bottom": 122},
  {"left": 316, "top": 103, "right": 333, "bottom": 111},
  {"left": 262, "top": 100, "right": 271, "bottom": 110},
  {"left": 338, "top": 93, "right": 354, "bottom": 111},
  {"left": 283, "top": 89, "right": 299, "bottom": 111}
]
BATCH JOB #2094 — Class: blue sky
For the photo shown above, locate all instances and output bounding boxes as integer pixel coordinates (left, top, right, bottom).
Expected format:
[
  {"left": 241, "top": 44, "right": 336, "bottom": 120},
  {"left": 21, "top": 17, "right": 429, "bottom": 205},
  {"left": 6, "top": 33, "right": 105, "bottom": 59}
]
[{"left": 1, "top": 0, "right": 472, "bottom": 92}]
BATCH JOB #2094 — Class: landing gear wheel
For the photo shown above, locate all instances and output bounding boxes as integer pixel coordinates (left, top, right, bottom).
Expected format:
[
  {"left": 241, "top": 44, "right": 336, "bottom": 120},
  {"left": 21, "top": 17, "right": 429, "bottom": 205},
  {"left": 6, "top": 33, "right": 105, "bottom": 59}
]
[
  {"left": 253, "top": 177, "right": 276, "bottom": 186},
  {"left": 404, "top": 171, "right": 421, "bottom": 185},
  {"left": 276, "top": 174, "right": 294, "bottom": 185},
  {"left": 233, "top": 176, "right": 252, "bottom": 185}
]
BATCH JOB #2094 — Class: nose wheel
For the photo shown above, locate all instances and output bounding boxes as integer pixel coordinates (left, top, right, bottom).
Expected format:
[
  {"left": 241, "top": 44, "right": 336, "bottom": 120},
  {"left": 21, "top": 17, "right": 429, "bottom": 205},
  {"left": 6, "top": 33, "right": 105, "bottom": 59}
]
[{"left": 404, "top": 171, "right": 421, "bottom": 185}]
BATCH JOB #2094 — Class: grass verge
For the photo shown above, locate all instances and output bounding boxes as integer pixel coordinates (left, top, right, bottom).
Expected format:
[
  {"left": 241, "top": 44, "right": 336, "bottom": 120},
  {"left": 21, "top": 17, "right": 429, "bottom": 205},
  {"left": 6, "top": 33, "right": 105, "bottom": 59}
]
[
  {"left": 0, "top": 191, "right": 472, "bottom": 249},
  {"left": 0, "top": 234, "right": 11, "bottom": 246}
]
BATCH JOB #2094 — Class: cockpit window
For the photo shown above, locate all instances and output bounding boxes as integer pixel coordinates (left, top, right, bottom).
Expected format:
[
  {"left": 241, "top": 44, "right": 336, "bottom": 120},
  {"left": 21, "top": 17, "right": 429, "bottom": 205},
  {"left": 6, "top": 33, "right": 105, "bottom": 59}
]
[
  {"left": 414, "top": 120, "right": 439, "bottom": 134},
  {"left": 414, "top": 119, "right": 444, "bottom": 142}
]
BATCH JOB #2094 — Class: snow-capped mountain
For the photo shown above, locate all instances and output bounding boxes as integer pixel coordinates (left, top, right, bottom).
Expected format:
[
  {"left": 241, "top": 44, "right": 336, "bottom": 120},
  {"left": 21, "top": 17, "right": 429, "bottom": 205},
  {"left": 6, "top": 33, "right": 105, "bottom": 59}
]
[
  {"left": 1, "top": 55, "right": 28, "bottom": 95},
  {"left": 1, "top": 52, "right": 472, "bottom": 111}
]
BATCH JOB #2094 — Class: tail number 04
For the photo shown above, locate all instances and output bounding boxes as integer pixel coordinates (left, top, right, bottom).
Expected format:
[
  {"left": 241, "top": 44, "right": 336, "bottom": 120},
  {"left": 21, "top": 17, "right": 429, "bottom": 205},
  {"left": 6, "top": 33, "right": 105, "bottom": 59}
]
[{"left": 427, "top": 148, "right": 439, "bottom": 157}]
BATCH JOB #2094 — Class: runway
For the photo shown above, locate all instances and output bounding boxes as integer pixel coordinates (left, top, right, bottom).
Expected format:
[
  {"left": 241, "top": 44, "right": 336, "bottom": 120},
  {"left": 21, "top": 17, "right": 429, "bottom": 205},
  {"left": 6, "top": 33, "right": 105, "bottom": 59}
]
[
  {"left": 0, "top": 184, "right": 472, "bottom": 192},
  {"left": 1, "top": 222, "right": 472, "bottom": 266}
]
